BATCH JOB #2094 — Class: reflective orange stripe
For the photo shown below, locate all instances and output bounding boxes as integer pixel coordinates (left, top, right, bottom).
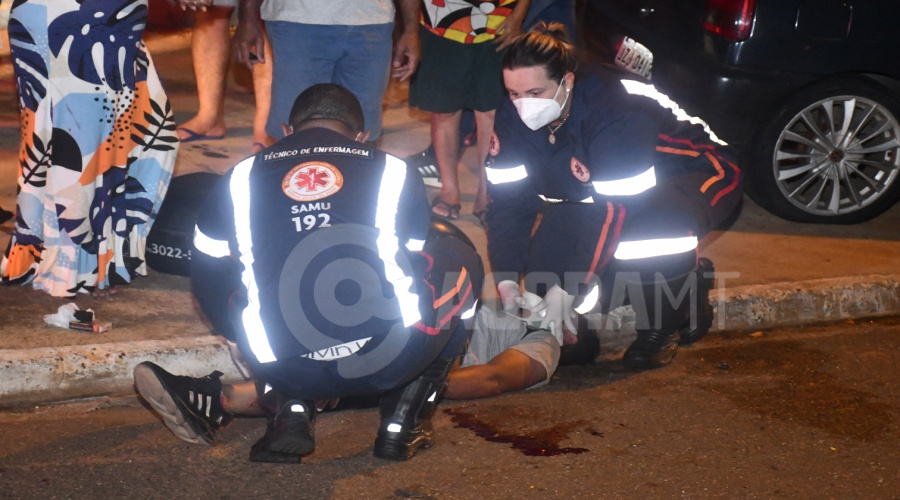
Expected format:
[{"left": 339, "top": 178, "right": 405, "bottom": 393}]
[
  {"left": 433, "top": 267, "right": 468, "bottom": 309},
  {"left": 711, "top": 160, "right": 741, "bottom": 207},
  {"left": 700, "top": 151, "right": 725, "bottom": 193},
  {"left": 656, "top": 146, "right": 701, "bottom": 157},
  {"left": 586, "top": 202, "right": 616, "bottom": 280}
]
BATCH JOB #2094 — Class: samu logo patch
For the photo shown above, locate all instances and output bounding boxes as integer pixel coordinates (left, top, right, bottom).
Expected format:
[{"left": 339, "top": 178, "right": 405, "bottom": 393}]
[
  {"left": 570, "top": 157, "right": 590, "bottom": 182},
  {"left": 489, "top": 130, "right": 500, "bottom": 156},
  {"left": 282, "top": 161, "right": 344, "bottom": 202}
]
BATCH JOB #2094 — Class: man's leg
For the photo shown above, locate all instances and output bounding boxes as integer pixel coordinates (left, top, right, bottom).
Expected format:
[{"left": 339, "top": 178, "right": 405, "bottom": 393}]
[
  {"left": 178, "top": 7, "right": 232, "bottom": 141},
  {"left": 431, "top": 110, "right": 464, "bottom": 218},
  {"left": 333, "top": 23, "right": 393, "bottom": 141},
  {"left": 472, "top": 109, "right": 495, "bottom": 217},
  {"left": 264, "top": 21, "right": 338, "bottom": 138},
  {"left": 250, "top": 25, "right": 276, "bottom": 152}
]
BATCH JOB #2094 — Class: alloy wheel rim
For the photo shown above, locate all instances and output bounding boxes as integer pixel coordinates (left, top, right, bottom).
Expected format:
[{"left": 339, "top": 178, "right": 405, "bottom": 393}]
[{"left": 773, "top": 95, "right": 900, "bottom": 216}]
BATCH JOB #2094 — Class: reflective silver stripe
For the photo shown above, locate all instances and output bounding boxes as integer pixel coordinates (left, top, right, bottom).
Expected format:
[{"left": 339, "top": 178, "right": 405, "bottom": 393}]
[
  {"left": 378, "top": 155, "right": 422, "bottom": 327},
  {"left": 592, "top": 166, "right": 657, "bottom": 196},
  {"left": 230, "top": 157, "right": 278, "bottom": 364},
  {"left": 538, "top": 194, "right": 595, "bottom": 204},
  {"left": 613, "top": 235, "right": 699, "bottom": 260},
  {"left": 461, "top": 299, "right": 478, "bottom": 320},
  {"left": 406, "top": 238, "right": 426, "bottom": 252},
  {"left": 574, "top": 284, "right": 599, "bottom": 314},
  {"left": 619, "top": 79, "right": 728, "bottom": 146},
  {"left": 486, "top": 164, "right": 528, "bottom": 184},
  {"left": 193, "top": 226, "right": 231, "bottom": 258}
]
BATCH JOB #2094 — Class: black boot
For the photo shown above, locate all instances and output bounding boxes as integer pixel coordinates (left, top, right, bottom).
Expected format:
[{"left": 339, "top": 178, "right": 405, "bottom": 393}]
[
  {"left": 678, "top": 258, "right": 715, "bottom": 345},
  {"left": 623, "top": 271, "right": 693, "bottom": 370},
  {"left": 249, "top": 384, "right": 315, "bottom": 464},
  {"left": 373, "top": 356, "right": 456, "bottom": 461}
]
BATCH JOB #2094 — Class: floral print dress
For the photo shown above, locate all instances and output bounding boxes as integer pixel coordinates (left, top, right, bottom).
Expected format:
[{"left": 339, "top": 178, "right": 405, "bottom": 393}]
[{"left": 3, "top": 0, "right": 178, "bottom": 296}]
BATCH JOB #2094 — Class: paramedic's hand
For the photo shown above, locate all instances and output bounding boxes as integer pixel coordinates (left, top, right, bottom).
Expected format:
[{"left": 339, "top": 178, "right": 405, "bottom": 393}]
[
  {"left": 518, "top": 291, "right": 545, "bottom": 316},
  {"left": 540, "top": 285, "right": 577, "bottom": 345},
  {"left": 497, "top": 280, "right": 522, "bottom": 313}
]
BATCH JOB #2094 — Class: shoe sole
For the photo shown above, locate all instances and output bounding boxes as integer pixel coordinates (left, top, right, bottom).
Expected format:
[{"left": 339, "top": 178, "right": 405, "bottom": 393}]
[
  {"left": 372, "top": 421, "right": 435, "bottom": 461},
  {"left": 249, "top": 439, "right": 302, "bottom": 464},
  {"left": 263, "top": 424, "right": 315, "bottom": 456},
  {"left": 373, "top": 435, "right": 434, "bottom": 461},
  {"left": 134, "top": 363, "right": 214, "bottom": 446}
]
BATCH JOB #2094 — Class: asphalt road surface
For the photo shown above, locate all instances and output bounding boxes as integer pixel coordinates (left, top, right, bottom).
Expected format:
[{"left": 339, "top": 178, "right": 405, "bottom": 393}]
[{"left": 2, "top": 318, "right": 899, "bottom": 499}]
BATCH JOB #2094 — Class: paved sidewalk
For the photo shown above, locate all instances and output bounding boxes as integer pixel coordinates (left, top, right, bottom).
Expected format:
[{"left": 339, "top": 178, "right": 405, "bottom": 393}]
[{"left": 1, "top": 30, "right": 898, "bottom": 406}]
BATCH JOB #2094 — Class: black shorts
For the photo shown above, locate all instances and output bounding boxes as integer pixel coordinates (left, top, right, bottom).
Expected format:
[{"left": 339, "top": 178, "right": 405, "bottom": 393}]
[{"left": 408, "top": 26, "right": 507, "bottom": 113}]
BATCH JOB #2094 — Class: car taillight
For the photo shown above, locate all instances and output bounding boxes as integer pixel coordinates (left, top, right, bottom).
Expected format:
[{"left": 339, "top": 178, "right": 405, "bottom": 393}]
[{"left": 703, "top": 0, "right": 756, "bottom": 41}]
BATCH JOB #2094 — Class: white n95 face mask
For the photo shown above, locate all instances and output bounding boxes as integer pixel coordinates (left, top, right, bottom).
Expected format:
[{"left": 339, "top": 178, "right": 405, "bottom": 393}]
[{"left": 513, "top": 79, "right": 570, "bottom": 131}]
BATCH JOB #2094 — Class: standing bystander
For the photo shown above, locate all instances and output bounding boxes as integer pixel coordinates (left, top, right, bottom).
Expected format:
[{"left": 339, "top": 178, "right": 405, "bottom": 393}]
[
  {"left": 2, "top": 0, "right": 178, "bottom": 297},
  {"left": 231, "top": 0, "right": 421, "bottom": 142},
  {"left": 409, "top": 0, "right": 530, "bottom": 226},
  {"left": 174, "top": 0, "right": 275, "bottom": 152}
]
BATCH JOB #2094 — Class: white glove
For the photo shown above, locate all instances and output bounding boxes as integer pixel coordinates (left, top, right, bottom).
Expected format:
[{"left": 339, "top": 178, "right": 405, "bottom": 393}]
[
  {"left": 539, "top": 285, "right": 577, "bottom": 346},
  {"left": 518, "top": 291, "right": 545, "bottom": 315},
  {"left": 497, "top": 280, "right": 522, "bottom": 314}
]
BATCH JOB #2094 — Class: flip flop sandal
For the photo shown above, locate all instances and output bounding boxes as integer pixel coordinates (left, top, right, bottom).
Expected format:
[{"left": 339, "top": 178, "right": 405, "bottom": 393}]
[
  {"left": 473, "top": 209, "right": 488, "bottom": 229},
  {"left": 178, "top": 127, "right": 225, "bottom": 143},
  {"left": 431, "top": 197, "right": 460, "bottom": 220}
]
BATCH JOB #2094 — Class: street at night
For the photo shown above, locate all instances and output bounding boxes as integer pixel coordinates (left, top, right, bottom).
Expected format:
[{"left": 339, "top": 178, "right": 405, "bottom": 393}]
[
  {"left": 2, "top": 319, "right": 899, "bottom": 498},
  {"left": 3, "top": 7, "right": 900, "bottom": 500}
]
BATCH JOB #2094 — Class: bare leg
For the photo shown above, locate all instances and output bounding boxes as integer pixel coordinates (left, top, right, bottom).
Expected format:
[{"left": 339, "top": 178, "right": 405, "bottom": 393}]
[
  {"left": 472, "top": 109, "right": 495, "bottom": 214},
  {"left": 250, "top": 26, "right": 276, "bottom": 153},
  {"left": 221, "top": 381, "right": 264, "bottom": 416},
  {"left": 431, "top": 110, "right": 463, "bottom": 217},
  {"left": 177, "top": 7, "right": 232, "bottom": 141}
]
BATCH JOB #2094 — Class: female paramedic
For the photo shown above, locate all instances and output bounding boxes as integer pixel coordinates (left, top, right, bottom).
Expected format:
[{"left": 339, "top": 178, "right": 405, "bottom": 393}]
[{"left": 485, "top": 23, "right": 742, "bottom": 369}]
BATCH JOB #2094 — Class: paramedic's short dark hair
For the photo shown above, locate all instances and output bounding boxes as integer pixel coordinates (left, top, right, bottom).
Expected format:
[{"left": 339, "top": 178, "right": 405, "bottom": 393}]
[{"left": 288, "top": 84, "right": 365, "bottom": 133}]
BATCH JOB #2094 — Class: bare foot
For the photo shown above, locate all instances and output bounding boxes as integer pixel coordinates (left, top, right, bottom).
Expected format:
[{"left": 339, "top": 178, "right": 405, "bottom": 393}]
[{"left": 91, "top": 286, "right": 119, "bottom": 298}]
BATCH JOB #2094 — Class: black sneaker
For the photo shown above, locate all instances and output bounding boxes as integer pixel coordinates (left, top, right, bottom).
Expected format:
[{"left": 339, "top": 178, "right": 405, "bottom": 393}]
[
  {"left": 133, "top": 361, "right": 233, "bottom": 446},
  {"left": 622, "top": 329, "right": 681, "bottom": 370},
  {"left": 249, "top": 389, "right": 315, "bottom": 463},
  {"left": 406, "top": 150, "right": 442, "bottom": 188}
]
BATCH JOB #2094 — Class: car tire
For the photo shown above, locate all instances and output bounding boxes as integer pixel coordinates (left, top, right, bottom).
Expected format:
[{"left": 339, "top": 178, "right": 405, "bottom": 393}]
[{"left": 744, "top": 78, "right": 900, "bottom": 224}]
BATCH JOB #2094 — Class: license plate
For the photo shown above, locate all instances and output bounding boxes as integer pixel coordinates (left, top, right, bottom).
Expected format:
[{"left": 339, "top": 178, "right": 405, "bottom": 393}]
[{"left": 614, "top": 36, "right": 654, "bottom": 80}]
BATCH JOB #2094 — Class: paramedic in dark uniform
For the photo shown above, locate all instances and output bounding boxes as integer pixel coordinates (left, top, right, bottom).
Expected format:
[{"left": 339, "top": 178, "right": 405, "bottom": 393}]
[
  {"left": 134, "top": 84, "right": 482, "bottom": 463},
  {"left": 484, "top": 24, "right": 741, "bottom": 369}
]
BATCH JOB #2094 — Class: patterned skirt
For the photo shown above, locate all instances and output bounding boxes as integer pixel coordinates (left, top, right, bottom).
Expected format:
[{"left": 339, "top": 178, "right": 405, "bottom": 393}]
[{"left": 3, "top": 0, "right": 178, "bottom": 296}]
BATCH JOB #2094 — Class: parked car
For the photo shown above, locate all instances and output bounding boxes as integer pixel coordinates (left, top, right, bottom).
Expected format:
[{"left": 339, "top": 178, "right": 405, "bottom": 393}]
[{"left": 583, "top": 0, "right": 900, "bottom": 223}]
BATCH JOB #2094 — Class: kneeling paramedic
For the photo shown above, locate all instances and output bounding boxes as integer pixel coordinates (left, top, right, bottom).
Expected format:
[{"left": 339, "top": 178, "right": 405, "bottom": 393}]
[
  {"left": 485, "top": 24, "right": 742, "bottom": 369},
  {"left": 134, "top": 84, "right": 482, "bottom": 463}
]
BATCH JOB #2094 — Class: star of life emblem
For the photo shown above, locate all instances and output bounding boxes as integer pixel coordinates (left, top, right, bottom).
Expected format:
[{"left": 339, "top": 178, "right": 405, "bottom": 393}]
[
  {"left": 570, "top": 157, "right": 590, "bottom": 182},
  {"left": 282, "top": 161, "right": 343, "bottom": 202},
  {"left": 489, "top": 130, "right": 500, "bottom": 156}
]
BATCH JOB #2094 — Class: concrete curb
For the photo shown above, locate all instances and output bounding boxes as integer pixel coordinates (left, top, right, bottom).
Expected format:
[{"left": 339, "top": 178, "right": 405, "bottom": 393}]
[{"left": 2, "top": 274, "right": 899, "bottom": 407}]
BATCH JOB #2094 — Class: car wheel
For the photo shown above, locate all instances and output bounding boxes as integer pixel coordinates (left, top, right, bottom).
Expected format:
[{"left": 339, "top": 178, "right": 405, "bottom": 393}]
[{"left": 746, "top": 79, "right": 900, "bottom": 223}]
